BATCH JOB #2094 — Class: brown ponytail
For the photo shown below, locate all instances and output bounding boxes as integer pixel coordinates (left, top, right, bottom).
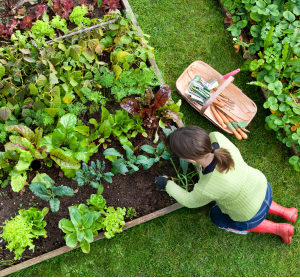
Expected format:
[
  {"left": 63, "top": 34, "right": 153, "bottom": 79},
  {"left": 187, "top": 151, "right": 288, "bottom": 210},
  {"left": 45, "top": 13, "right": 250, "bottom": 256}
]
[{"left": 167, "top": 126, "right": 234, "bottom": 173}]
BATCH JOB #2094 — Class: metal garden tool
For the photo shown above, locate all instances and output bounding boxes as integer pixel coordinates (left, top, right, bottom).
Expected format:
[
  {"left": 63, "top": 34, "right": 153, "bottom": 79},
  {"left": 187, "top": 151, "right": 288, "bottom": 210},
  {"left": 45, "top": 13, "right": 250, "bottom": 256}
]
[{"left": 206, "top": 68, "right": 240, "bottom": 90}]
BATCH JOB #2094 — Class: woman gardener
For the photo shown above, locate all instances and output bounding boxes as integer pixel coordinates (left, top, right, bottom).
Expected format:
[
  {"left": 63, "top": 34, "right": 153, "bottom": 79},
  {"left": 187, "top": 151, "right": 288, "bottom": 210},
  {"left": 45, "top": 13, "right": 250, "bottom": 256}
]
[{"left": 155, "top": 126, "right": 298, "bottom": 244}]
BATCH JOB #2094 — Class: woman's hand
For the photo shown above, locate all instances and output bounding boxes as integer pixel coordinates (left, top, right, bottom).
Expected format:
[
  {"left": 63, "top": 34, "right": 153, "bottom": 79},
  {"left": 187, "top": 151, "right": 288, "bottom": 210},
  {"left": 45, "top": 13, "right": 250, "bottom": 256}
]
[{"left": 155, "top": 176, "right": 172, "bottom": 190}]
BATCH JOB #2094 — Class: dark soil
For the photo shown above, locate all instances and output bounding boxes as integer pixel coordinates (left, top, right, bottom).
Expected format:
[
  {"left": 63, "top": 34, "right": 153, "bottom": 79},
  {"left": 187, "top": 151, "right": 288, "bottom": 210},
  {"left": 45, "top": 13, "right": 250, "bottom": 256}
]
[{"left": 0, "top": 128, "right": 179, "bottom": 270}]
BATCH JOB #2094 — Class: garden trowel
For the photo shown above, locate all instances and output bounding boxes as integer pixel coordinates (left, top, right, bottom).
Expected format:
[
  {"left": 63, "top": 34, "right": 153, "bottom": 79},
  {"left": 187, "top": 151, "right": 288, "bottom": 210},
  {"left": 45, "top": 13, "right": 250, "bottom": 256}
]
[{"left": 206, "top": 68, "right": 240, "bottom": 90}]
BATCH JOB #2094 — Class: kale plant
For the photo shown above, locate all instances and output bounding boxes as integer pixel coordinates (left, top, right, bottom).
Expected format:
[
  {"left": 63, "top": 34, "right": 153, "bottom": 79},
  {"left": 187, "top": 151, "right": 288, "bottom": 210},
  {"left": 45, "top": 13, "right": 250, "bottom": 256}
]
[
  {"left": 29, "top": 173, "right": 74, "bottom": 212},
  {"left": 73, "top": 160, "right": 114, "bottom": 191}
]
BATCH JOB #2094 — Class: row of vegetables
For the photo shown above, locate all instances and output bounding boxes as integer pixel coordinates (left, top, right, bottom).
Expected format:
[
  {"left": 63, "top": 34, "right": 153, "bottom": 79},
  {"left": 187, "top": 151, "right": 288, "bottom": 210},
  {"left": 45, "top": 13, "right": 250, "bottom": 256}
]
[{"left": 222, "top": 0, "right": 300, "bottom": 171}]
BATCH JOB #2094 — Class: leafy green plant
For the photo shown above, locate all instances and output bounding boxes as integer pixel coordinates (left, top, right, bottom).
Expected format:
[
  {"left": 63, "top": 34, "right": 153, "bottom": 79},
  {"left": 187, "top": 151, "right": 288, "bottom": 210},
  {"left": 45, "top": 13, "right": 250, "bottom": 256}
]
[
  {"left": 103, "top": 145, "right": 140, "bottom": 174},
  {"left": 135, "top": 142, "right": 171, "bottom": 170},
  {"left": 221, "top": 0, "right": 300, "bottom": 171},
  {"left": 58, "top": 204, "right": 103, "bottom": 253},
  {"left": 73, "top": 160, "right": 114, "bottom": 191},
  {"left": 40, "top": 113, "right": 99, "bottom": 177},
  {"left": 90, "top": 107, "right": 146, "bottom": 150},
  {"left": 0, "top": 207, "right": 48, "bottom": 260},
  {"left": 29, "top": 173, "right": 74, "bottom": 212},
  {"left": 1, "top": 125, "right": 47, "bottom": 192},
  {"left": 126, "top": 207, "right": 137, "bottom": 219},
  {"left": 104, "top": 141, "right": 171, "bottom": 174},
  {"left": 102, "top": 206, "right": 126, "bottom": 239},
  {"left": 69, "top": 5, "right": 91, "bottom": 27},
  {"left": 50, "top": 15, "right": 69, "bottom": 34}
]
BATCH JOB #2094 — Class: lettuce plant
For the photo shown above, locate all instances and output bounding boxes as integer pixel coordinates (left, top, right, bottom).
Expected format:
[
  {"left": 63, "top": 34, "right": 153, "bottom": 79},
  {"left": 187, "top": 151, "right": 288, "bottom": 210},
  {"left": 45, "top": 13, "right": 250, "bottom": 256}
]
[
  {"left": 59, "top": 193, "right": 127, "bottom": 253},
  {"left": 69, "top": 5, "right": 91, "bottom": 27},
  {"left": 0, "top": 207, "right": 48, "bottom": 260}
]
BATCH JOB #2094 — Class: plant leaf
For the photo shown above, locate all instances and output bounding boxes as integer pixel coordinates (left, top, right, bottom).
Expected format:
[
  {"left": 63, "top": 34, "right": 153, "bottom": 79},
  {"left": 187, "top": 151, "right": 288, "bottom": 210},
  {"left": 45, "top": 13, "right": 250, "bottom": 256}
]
[
  {"left": 29, "top": 182, "right": 51, "bottom": 201},
  {"left": 141, "top": 144, "right": 155, "bottom": 154},
  {"left": 153, "top": 85, "right": 171, "bottom": 109},
  {"left": 53, "top": 185, "right": 74, "bottom": 196},
  {"left": 65, "top": 232, "right": 78, "bottom": 248},
  {"left": 50, "top": 198, "right": 60, "bottom": 212},
  {"left": 58, "top": 218, "right": 75, "bottom": 233},
  {"left": 120, "top": 98, "right": 140, "bottom": 115},
  {"left": 6, "top": 125, "right": 35, "bottom": 142}
]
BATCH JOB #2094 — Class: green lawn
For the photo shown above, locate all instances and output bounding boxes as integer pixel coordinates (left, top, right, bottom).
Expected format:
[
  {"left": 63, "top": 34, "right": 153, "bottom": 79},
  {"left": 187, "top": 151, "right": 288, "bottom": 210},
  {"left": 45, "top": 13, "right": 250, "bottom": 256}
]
[{"left": 10, "top": 0, "right": 299, "bottom": 276}]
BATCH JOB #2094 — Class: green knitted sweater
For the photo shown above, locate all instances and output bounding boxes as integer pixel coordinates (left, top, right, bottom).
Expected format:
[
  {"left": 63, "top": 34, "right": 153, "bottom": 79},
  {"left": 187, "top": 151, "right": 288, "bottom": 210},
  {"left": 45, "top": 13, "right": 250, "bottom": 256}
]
[{"left": 166, "top": 131, "right": 268, "bottom": 221}]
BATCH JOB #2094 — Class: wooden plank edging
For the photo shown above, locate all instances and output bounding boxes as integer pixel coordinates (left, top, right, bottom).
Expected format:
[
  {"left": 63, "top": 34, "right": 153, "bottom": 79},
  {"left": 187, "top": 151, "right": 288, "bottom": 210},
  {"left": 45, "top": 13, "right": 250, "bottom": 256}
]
[{"left": 0, "top": 203, "right": 184, "bottom": 277}]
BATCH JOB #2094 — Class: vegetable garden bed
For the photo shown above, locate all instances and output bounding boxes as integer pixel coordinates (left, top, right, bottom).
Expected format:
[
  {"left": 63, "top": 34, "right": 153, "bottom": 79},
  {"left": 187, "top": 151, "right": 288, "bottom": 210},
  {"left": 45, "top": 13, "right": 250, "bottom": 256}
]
[{"left": 0, "top": 0, "right": 186, "bottom": 275}]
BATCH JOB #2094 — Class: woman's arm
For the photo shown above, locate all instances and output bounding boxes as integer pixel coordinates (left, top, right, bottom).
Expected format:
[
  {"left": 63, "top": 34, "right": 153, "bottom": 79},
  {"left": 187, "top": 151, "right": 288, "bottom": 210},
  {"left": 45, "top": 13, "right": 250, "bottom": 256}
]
[{"left": 166, "top": 180, "right": 213, "bottom": 208}]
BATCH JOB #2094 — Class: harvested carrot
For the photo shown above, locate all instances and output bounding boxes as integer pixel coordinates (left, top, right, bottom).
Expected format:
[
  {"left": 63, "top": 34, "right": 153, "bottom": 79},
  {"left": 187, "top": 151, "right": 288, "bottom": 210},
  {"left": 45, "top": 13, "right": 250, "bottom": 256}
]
[
  {"left": 212, "top": 99, "right": 225, "bottom": 108},
  {"left": 210, "top": 105, "right": 226, "bottom": 129},
  {"left": 217, "top": 109, "right": 242, "bottom": 140},
  {"left": 227, "top": 115, "right": 248, "bottom": 139}
]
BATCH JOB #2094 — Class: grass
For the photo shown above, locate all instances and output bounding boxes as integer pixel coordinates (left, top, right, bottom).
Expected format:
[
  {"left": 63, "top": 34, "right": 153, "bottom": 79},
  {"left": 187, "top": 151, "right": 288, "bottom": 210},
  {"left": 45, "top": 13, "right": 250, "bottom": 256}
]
[{"left": 9, "top": 0, "right": 300, "bottom": 276}]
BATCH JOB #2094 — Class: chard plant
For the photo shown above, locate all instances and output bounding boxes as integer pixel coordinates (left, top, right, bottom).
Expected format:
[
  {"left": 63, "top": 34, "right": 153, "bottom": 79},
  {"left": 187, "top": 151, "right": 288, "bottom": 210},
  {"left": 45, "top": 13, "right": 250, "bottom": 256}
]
[
  {"left": 121, "top": 85, "right": 183, "bottom": 138},
  {"left": 29, "top": 173, "right": 74, "bottom": 212},
  {"left": 0, "top": 125, "right": 47, "bottom": 192},
  {"left": 40, "top": 113, "right": 99, "bottom": 178},
  {"left": 0, "top": 207, "right": 48, "bottom": 260},
  {"left": 73, "top": 160, "right": 114, "bottom": 191}
]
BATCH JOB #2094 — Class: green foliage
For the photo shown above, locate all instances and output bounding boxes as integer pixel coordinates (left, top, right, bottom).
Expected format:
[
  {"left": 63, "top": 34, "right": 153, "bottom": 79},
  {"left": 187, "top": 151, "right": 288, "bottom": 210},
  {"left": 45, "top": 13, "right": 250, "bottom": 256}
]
[
  {"left": 222, "top": 0, "right": 300, "bottom": 171},
  {"left": 111, "top": 67, "right": 160, "bottom": 102},
  {"left": 69, "top": 5, "right": 91, "bottom": 27},
  {"left": 31, "top": 20, "right": 55, "bottom": 39},
  {"left": 90, "top": 107, "right": 146, "bottom": 149},
  {"left": 103, "top": 146, "right": 139, "bottom": 174},
  {"left": 126, "top": 207, "right": 137, "bottom": 219},
  {"left": 29, "top": 173, "right": 74, "bottom": 212},
  {"left": 50, "top": 15, "right": 69, "bottom": 34},
  {"left": 59, "top": 190, "right": 128, "bottom": 253},
  {"left": 58, "top": 204, "right": 103, "bottom": 253},
  {"left": 0, "top": 207, "right": 48, "bottom": 260},
  {"left": 102, "top": 206, "right": 126, "bottom": 239},
  {"left": 40, "top": 113, "right": 99, "bottom": 177},
  {"left": 73, "top": 160, "right": 114, "bottom": 190},
  {"left": 104, "top": 142, "right": 171, "bottom": 174},
  {"left": 2, "top": 125, "right": 47, "bottom": 192}
]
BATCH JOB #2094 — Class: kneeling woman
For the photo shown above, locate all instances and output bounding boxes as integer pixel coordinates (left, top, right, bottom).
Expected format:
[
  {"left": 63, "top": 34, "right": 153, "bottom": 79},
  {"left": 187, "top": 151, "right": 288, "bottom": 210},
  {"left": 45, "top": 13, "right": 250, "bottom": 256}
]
[{"left": 155, "top": 126, "right": 298, "bottom": 244}]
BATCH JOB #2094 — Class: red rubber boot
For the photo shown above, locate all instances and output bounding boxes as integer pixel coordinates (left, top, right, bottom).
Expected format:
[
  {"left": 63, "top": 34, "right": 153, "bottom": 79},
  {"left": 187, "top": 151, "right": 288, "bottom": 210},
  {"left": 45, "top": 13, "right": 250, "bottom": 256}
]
[
  {"left": 249, "top": 219, "right": 294, "bottom": 244},
  {"left": 268, "top": 201, "right": 298, "bottom": 223}
]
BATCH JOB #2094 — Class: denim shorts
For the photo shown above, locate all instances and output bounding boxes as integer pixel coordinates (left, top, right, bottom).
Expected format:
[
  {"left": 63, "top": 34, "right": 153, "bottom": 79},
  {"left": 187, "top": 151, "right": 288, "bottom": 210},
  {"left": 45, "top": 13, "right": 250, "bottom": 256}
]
[{"left": 210, "top": 182, "right": 272, "bottom": 231}]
